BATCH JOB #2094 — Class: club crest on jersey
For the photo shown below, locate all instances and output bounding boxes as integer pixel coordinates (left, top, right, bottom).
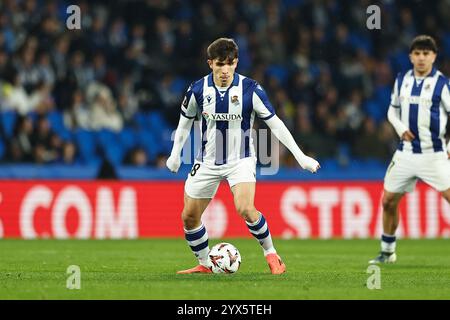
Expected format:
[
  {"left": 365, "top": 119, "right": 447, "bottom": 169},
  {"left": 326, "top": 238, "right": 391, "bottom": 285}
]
[
  {"left": 231, "top": 95, "right": 239, "bottom": 104},
  {"left": 202, "top": 112, "right": 242, "bottom": 121},
  {"left": 425, "top": 84, "right": 430, "bottom": 90}
]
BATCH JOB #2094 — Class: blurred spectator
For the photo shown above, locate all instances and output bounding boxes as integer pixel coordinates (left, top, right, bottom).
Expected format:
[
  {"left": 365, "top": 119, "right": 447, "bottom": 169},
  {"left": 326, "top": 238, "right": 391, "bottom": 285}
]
[
  {"left": 353, "top": 117, "right": 391, "bottom": 160},
  {"left": 108, "top": 18, "right": 128, "bottom": 51},
  {"left": 124, "top": 147, "right": 148, "bottom": 167},
  {"left": 32, "top": 115, "right": 61, "bottom": 163},
  {"left": 69, "top": 50, "right": 94, "bottom": 89},
  {"left": 63, "top": 89, "right": 91, "bottom": 130},
  {"left": 378, "top": 120, "right": 399, "bottom": 157},
  {"left": 294, "top": 103, "right": 332, "bottom": 159},
  {"left": 58, "top": 141, "right": 78, "bottom": 165},
  {"left": 0, "top": 50, "right": 10, "bottom": 78},
  {"left": 51, "top": 36, "right": 70, "bottom": 81},
  {"left": 28, "top": 80, "right": 55, "bottom": 114},
  {"left": 7, "top": 115, "right": 34, "bottom": 162},
  {"left": 336, "top": 90, "right": 365, "bottom": 143},
  {"left": 117, "top": 91, "right": 138, "bottom": 127},
  {"left": 88, "top": 84, "right": 123, "bottom": 131},
  {"left": 16, "top": 44, "right": 40, "bottom": 91},
  {"left": 1, "top": 72, "right": 32, "bottom": 115},
  {"left": 155, "top": 153, "right": 168, "bottom": 169},
  {"left": 36, "top": 52, "right": 55, "bottom": 86},
  {"left": 92, "top": 52, "right": 107, "bottom": 82}
]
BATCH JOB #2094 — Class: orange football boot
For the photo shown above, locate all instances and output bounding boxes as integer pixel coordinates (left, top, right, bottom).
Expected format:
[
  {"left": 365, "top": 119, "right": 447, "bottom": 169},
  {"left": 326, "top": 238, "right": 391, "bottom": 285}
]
[
  {"left": 177, "top": 264, "right": 212, "bottom": 274},
  {"left": 265, "top": 253, "right": 286, "bottom": 274}
]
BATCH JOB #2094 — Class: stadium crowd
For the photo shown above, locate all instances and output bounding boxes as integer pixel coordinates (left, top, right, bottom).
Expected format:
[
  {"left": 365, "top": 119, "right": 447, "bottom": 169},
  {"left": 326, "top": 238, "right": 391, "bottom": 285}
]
[{"left": 0, "top": 0, "right": 450, "bottom": 169}]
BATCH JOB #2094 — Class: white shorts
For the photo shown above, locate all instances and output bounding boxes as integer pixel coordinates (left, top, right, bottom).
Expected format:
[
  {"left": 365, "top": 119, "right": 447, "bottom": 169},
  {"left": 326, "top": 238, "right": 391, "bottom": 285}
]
[
  {"left": 184, "top": 157, "right": 257, "bottom": 199},
  {"left": 384, "top": 150, "right": 450, "bottom": 193}
]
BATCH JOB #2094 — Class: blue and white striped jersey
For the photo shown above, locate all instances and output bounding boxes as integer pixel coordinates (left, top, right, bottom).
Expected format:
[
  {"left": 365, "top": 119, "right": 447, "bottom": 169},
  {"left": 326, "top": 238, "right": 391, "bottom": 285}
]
[
  {"left": 391, "top": 67, "right": 450, "bottom": 153},
  {"left": 180, "top": 73, "right": 275, "bottom": 166}
]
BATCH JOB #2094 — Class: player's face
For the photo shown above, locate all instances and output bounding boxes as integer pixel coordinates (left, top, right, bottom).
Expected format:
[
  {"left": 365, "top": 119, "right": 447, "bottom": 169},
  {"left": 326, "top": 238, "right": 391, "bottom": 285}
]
[
  {"left": 409, "top": 49, "right": 436, "bottom": 76},
  {"left": 208, "top": 58, "right": 238, "bottom": 87}
]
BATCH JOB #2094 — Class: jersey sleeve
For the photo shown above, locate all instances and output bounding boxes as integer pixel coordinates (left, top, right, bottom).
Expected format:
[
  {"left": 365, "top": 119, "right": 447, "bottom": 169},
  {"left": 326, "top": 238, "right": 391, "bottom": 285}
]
[
  {"left": 180, "top": 83, "right": 198, "bottom": 119},
  {"left": 390, "top": 74, "right": 401, "bottom": 108},
  {"left": 252, "top": 83, "right": 276, "bottom": 120},
  {"left": 441, "top": 80, "right": 450, "bottom": 114}
]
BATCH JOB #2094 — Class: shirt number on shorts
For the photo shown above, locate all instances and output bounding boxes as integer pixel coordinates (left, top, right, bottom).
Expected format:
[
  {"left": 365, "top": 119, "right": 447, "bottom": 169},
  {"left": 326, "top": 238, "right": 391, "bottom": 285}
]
[{"left": 190, "top": 163, "right": 201, "bottom": 176}]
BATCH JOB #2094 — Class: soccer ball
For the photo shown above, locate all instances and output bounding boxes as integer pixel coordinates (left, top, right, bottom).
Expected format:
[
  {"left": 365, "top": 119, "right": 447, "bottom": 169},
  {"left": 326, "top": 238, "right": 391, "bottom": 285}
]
[{"left": 207, "top": 242, "right": 242, "bottom": 274}]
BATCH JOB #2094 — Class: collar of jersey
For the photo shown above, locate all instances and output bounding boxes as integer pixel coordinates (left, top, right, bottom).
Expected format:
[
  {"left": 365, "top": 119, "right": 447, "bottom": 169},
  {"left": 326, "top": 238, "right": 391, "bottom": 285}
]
[
  {"left": 207, "top": 72, "right": 239, "bottom": 89},
  {"left": 410, "top": 66, "right": 437, "bottom": 79}
]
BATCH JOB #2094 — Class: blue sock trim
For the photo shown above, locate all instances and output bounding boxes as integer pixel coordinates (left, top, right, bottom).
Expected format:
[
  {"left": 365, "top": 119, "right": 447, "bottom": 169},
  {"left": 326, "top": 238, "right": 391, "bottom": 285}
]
[
  {"left": 246, "top": 214, "right": 266, "bottom": 231},
  {"left": 190, "top": 240, "right": 209, "bottom": 252},
  {"left": 254, "top": 229, "right": 270, "bottom": 240},
  {"left": 185, "top": 226, "right": 206, "bottom": 241},
  {"left": 381, "top": 234, "right": 396, "bottom": 243}
]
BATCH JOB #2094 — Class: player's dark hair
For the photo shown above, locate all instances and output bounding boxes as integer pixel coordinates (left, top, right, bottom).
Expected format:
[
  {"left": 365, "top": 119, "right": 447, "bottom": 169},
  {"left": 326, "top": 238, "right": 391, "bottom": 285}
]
[
  {"left": 409, "top": 35, "right": 438, "bottom": 53},
  {"left": 207, "top": 38, "right": 238, "bottom": 62}
]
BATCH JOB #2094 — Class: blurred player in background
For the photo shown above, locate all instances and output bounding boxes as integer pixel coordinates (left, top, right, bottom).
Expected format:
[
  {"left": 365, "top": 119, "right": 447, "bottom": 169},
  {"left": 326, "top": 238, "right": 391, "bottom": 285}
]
[
  {"left": 370, "top": 35, "right": 450, "bottom": 264},
  {"left": 166, "top": 38, "right": 320, "bottom": 274}
]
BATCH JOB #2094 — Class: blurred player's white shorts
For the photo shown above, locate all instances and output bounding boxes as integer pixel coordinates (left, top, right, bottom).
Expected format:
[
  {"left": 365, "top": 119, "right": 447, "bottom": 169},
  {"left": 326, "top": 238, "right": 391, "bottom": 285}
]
[
  {"left": 384, "top": 150, "right": 450, "bottom": 193},
  {"left": 184, "top": 157, "right": 257, "bottom": 199}
]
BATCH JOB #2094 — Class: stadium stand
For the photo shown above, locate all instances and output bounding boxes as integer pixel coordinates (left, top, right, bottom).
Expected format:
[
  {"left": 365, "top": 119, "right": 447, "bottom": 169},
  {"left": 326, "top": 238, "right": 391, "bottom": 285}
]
[{"left": 0, "top": 0, "right": 449, "bottom": 179}]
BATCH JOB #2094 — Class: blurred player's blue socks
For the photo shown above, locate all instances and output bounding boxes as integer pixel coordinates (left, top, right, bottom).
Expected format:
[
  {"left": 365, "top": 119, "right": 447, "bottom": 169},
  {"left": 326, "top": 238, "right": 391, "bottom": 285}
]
[
  {"left": 184, "top": 223, "right": 210, "bottom": 266},
  {"left": 246, "top": 212, "right": 276, "bottom": 256},
  {"left": 381, "top": 233, "right": 396, "bottom": 253}
]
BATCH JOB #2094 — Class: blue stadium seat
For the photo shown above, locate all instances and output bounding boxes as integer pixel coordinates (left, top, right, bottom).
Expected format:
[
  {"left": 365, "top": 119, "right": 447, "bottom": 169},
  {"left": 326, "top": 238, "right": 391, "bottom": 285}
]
[
  {"left": 308, "top": 63, "right": 321, "bottom": 80},
  {"left": 57, "top": 129, "right": 73, "bottom": 142},
  {"left": 320, "top": 158, "right": 340, "bottom": 171},
  {"left": 119, "top": 127, "right": 138, "bottom": 153},
  {"left": 148, "top": 111, "right": 173, "bottom": 154},
  {"left": 282, "top": 0, "right": 304, "bottom": 9},
  {"left": 0, "top": 111, "right": 17, "bottom": 138},
  {"left": 47, "top": 111, "right": 72, "bottom": 142},
  {"left": 134, "top": 111, "right": 172, "bottom": 154},
  {"left": 170, "top": 77, "right": 189, "bottom": 96},
  {"left": 138, "top": 129, "right": 163, "bottom": 162},
  {"left": 363, "top": 99, "right": 384, "bottom": 123},
  {"left": 389, "top": 51, "right": 410, "bottom": 74},
  {"left": 74, "top": 129, "right": 99, "bottom": 164},
  {"left": 96, "top": 129, "right": 119, "bottom": 148},
  {"left": 348, "top": 159, "right": 364, "bottom": 170},
  {"left": 26, "top": 111, "right": 39, "bottom": 123},
  {"left": 362, "top": 158, "right": 387, "bottom": 170},
  {"left": 443, "top": 32, "right": 450, "bottom": 56},
  {"left": 104, "top": 143, "right": 125, "bottom": 166},
  {"left": 133, "top": 112, "right": 148, "bottom": 129},
  {"left": 0, "top": 138, "right": 5, "bottom": 160},
  {"left": 147, "top": 111, "right": 168, "bottom": 132},
  {"left": 348, "top": 32, "right": 373, "bottom": 54},
  {"left": 95, "top": 129, "right": 127, "bottom": 165},
  {"left": 47, "top": 111, "right": 64, "bottom": 133},
  {"left": 265, "top": 65, "right": 289, "bottom": 86}
]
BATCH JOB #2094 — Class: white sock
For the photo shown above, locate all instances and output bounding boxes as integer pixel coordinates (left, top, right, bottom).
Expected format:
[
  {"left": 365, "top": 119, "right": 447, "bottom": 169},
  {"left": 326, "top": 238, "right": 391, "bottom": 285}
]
[
  {"left": 381, "top": 233, "right": 396, "bottom": 253},
  {"left": 246, "top": 212, "right": 276, "bottom": 256},
  {"left": 184, "top": 224, "right": 210, "bottom": 266}
]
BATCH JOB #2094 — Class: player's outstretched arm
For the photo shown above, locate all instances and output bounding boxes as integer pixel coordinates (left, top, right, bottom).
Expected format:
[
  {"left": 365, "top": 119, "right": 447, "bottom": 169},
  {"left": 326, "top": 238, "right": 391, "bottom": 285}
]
[
  {"left": 166, "top": 116, "right": 194, "bottom": 173},
  {"left": 264, "top": 115, "right": 320, "bottom": 173}
]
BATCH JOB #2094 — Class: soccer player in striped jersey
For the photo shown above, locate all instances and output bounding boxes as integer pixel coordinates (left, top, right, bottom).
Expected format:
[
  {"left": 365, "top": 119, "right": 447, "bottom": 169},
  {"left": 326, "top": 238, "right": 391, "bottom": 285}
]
[
  {"left": 166, "top": 38, "right": 320, "bottom": 274},
  {"left": 369, "top": 35, "right": 450, "bottom": 264}
]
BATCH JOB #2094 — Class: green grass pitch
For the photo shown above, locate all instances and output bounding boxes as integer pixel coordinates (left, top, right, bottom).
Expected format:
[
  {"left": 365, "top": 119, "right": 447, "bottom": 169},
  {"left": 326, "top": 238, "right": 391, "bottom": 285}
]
[{"left": 0, "top": 239, "right": 449, "bottom": 299}]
